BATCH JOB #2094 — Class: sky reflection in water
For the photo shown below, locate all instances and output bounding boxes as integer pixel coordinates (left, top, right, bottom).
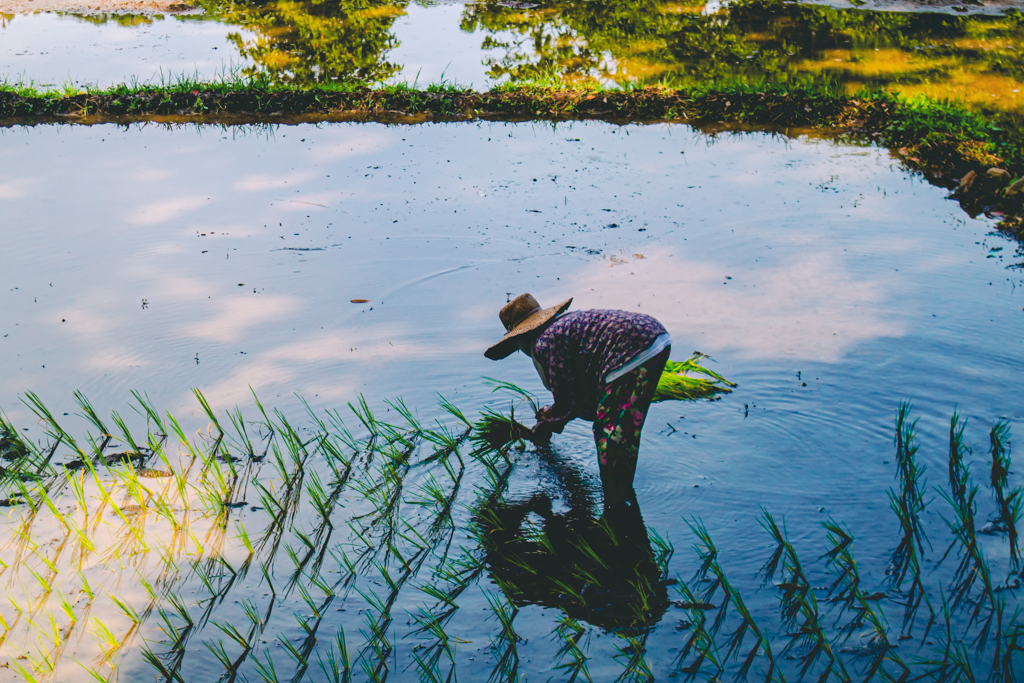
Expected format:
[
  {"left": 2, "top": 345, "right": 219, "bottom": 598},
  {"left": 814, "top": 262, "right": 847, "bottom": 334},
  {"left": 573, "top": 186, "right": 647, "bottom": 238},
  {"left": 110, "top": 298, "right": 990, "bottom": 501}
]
[
  {"left": 3, "top": 0, "right": 1024, "bottom": 676},
  {"left": 0, "top": 120, "right": 1020, "bottom": 468},
  {"left": 1, "top": 121, "right": 1023, "bottom": 679}
]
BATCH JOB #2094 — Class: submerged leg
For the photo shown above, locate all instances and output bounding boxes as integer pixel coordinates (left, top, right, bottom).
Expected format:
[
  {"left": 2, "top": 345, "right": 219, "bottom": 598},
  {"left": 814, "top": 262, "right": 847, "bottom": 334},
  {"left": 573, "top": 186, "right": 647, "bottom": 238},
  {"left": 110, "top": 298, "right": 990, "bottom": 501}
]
[{"left": 593, "top": 348, "right": 670, "bottom": 507}]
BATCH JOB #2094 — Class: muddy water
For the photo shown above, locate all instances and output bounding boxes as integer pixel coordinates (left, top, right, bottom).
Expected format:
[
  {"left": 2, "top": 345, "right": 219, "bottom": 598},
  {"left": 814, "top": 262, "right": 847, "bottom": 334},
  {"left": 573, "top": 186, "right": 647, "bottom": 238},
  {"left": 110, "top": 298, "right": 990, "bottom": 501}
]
[{"left": 1, "top": 121, "right": 1022, "bottom": 679}]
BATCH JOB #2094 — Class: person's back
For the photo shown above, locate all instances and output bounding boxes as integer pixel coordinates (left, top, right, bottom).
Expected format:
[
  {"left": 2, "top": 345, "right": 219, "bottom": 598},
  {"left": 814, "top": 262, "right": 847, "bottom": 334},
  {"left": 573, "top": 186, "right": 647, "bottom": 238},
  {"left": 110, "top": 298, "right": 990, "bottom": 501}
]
[
  {"left": 532, "top": 309, "right": 668, "bottom": 422},
  {"left": 485, "top": 294, "right": 671, "bottom": 505}
]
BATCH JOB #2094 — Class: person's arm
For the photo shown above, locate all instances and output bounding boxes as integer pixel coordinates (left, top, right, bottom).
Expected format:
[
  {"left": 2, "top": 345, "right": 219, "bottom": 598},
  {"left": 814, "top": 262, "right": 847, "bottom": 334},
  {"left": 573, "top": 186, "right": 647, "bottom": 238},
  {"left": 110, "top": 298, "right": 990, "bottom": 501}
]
[
  {"left": 509, "top": 418, "right": 550, "bottom": 447},
  {"left": 506, "top": 415, "right": 556, "bottom": 447},
  {"left": 530, "top": 343, "right": 581, "bottom": 443}
]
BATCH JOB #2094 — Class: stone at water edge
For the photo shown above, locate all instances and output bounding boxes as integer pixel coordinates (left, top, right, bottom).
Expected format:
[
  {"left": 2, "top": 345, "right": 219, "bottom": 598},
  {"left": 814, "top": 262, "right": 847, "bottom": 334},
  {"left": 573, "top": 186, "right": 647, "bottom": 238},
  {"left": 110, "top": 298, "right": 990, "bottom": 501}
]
[{"left": 959, "top": 170, "right": 978, "bottom": 192}]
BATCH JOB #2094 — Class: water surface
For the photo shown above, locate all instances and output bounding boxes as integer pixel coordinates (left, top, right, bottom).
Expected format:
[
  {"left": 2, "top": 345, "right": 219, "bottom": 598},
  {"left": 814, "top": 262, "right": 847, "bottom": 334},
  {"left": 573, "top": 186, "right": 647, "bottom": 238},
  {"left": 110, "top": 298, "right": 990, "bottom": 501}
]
[
  {"left": 1, "top": 120, "right": 1022, "bottom": 679},
  {"left": 0, "top": 11, "right": 254, "bottom": 87}
]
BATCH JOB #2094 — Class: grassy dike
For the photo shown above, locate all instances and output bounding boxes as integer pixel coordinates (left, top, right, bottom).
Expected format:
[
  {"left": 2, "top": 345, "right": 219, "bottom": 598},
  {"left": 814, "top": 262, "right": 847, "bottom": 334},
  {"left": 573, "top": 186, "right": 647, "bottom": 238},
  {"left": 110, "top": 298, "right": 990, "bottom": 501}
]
[{"left": 2, "top": 79, "right": 1022, "bottom": 239}]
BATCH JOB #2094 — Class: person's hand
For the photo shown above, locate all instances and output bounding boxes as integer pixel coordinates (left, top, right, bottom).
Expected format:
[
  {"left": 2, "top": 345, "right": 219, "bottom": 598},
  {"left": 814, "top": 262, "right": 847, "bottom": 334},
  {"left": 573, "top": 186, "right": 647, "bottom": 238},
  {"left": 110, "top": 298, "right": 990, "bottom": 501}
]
[
  {"left": 509, "top": 419, "right": 550, "bottom": 447},
  {"left": 508, "top": 419, "right": 533, "bottom": 443},
  {"left": 530, "top": 422, "right": 552, "bottom": 447}
]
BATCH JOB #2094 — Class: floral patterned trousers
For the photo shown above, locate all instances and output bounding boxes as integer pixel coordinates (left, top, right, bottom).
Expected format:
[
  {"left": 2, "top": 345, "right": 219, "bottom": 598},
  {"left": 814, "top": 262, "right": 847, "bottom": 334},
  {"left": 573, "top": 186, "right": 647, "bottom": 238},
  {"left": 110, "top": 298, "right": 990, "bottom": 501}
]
[{"left": 593, "top": 347, "right": 670, "bottom": 481}]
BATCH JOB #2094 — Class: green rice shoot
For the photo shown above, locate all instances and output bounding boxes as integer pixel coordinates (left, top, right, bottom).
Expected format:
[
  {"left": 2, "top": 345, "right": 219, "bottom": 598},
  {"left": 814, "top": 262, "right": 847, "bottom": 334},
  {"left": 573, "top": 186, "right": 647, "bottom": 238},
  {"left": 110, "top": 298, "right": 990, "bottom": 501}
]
[
  {"left": 473, "top": 407, "right": 531, "bottom": 451},
  {"left": 653, "top": 352, "right": 736, "bottom": 402}
]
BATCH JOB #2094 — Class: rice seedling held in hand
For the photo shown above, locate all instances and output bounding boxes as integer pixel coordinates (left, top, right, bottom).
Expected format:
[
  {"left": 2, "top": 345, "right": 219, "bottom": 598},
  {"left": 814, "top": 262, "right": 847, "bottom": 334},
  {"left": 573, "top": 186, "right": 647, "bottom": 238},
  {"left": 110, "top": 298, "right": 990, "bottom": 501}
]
[
  {"left": 483, "top": 378, "right": 540, "bottom": 415},
  {"left": 471, "top": 407, "right": 536, "bottom": 452},
  {"left": 468, "top": 378, "right": 546, "bottom": 452}
]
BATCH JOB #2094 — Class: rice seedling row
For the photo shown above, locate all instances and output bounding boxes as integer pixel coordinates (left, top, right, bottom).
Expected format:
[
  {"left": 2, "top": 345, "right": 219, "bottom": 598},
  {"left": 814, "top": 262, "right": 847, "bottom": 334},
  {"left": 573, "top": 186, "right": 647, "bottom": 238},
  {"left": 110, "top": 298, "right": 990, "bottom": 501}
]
[{"left": 0, "top": 389, "right": 1022, "bottom": 680}]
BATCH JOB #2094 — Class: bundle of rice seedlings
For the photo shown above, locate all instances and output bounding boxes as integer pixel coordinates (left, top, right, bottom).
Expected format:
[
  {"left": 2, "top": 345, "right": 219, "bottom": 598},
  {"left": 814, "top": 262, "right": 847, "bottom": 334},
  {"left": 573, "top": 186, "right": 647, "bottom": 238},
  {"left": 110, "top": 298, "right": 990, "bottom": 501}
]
[
  {"left": 472, "top": 407, "right": 533, "bottom": 451},
  {"left": 653, "top": 352, "right": 736, "bottom": 402},
  {"left": 472, "top": 380, "right": 541, "bottom": 451}
]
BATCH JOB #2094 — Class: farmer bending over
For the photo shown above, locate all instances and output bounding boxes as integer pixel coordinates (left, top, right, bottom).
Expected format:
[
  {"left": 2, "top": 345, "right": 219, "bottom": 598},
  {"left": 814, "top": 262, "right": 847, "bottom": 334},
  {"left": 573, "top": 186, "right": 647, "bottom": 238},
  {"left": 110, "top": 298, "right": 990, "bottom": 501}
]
[{"left": 485, "top": 293, "right": 670, "bottom": 506}]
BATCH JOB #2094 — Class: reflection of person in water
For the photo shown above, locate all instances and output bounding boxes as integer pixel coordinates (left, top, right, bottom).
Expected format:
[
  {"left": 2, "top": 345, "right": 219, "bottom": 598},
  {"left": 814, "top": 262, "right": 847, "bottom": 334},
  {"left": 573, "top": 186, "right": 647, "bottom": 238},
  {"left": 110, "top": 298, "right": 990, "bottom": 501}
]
[
  {"left": 475, "top": 445, "right": 671, "bottom": 630},
  {"left": 484, "top": 293, "right": 670, "bottom": 506}
]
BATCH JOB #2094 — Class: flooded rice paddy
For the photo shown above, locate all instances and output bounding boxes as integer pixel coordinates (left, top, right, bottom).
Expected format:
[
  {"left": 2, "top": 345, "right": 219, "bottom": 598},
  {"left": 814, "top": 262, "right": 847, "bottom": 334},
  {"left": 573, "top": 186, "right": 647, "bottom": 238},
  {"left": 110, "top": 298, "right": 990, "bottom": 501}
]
[{"left": 1, "top": 121, "right": 1023, "bottom": 680}]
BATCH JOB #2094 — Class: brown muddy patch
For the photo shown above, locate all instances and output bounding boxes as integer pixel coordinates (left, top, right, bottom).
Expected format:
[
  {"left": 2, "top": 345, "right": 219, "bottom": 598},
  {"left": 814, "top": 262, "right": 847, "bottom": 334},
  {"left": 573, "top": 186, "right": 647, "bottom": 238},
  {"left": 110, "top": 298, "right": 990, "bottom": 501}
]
[
  {"left": 802, "top": 0, "right": 1023, "bottom": 15},
  {"left": 0, "top": 0, "right": 193, "bottom": 14}
]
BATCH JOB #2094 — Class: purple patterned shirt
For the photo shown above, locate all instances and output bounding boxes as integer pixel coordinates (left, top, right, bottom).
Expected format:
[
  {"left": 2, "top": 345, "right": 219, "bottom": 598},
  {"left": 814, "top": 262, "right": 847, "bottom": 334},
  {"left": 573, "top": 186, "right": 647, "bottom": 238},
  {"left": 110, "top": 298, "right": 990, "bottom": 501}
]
[{"left": 530, "top": 309, "right": 667, "bottom": 427}]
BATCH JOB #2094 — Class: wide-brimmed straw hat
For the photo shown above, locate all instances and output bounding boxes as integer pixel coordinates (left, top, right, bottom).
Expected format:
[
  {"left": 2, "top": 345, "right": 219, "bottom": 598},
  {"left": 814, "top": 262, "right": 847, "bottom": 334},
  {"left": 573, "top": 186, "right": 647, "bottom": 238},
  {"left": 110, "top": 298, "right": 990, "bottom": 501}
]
[{"left": 485, "top": 293, "right": 573, "bottom": 360}]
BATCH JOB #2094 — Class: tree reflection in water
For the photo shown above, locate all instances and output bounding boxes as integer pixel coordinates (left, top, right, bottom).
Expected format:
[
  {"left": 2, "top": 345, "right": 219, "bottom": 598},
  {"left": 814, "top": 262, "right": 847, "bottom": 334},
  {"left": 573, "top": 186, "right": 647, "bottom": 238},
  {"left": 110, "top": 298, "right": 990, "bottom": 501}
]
[
  {"left": 185, "top": 0, "right": 1024, "bottom": 119},
  {"left": 475, "top": 445, "right": 673, "bottom": 632},
  {"left": 196, "top": 0, "right": 409, "bottom": 83},
  {"left": 461, "top": 0, "right": 1024, "bottom": 106}
]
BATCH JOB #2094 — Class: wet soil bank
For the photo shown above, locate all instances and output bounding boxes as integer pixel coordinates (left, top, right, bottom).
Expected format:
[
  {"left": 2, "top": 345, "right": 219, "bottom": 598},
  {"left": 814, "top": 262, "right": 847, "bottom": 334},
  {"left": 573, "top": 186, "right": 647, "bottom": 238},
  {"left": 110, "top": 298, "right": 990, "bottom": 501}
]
[
  {"left": 0, "top": 0, "right": 192, "bottom": 12},
  {"left": 4, "top": 84, "right": 1022, "bottom": 232},
  {"left": 805, "top": 0, "right": 1024, "bottom": 14}
]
